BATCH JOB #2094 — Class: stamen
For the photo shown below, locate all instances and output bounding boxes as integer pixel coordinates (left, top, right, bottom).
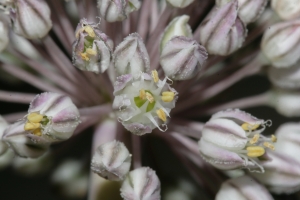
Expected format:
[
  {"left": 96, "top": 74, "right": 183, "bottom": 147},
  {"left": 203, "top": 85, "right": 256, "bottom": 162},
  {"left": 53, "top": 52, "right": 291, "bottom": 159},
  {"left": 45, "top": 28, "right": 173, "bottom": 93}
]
[
  {"left": 24, "top": 122, "right": 40, "bottom": 131},
  {"left": 156, "top": 108, "right": 166, "bottom": 122},
  {"left": 139, "top": 89, "right": 146, "bottom": 100},
  {"left": 80, "top": 53, "right": 90, "bottom": 61},
  {"left": 151, "top": 70, "right": 159, "bottom": 83},
  {"left": 263, "top": 142, "right": 275, "bottom": 150},
  {"left": 146, "top": 92, "right": 154, "bottom": 103},
  {"left": 249, "top": 134, "right": 260, "bottom": 144},
  {"left": 32, "top": 128, "right": 42, "bottom": 136},
  {"left": 84, "top": 25, "right": 95, "bottom": 37},
  {"left": 86, "top": 48, "right": 97, "bottom": 56},
  {"left": 241, "top": 123, "right": 260, "bottom": 131},
  {"left": 246, "top": 146, "right": 265, "bottom": 157},
  {"left": 271, "top": 135, "right": 277, "bottom": 143},
  {"left": 27, "top": 113, "right": 43, "bottom": 123},
  {"left": 161, "top": 91, "right": 175, "bottom": 102}
]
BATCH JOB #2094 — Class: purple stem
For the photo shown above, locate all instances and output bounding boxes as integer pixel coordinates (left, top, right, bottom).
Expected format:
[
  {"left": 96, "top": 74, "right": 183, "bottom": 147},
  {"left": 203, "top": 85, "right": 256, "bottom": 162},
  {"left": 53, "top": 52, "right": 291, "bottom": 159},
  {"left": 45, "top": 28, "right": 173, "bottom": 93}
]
[
  {"left": 0, "top": 90, "right": 35, "bottom": 104},
  {"left": 131, "top": 134, "right": 142, "bottom": 169}
]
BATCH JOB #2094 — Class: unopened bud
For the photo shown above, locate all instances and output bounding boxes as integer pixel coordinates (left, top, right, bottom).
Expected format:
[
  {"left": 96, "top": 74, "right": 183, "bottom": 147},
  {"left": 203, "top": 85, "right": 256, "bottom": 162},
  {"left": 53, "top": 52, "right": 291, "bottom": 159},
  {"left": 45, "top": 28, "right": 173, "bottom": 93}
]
[
  {"left": 271, "top": 0, "right": 300, "bottom": 21},
  {"left": 120, "top": 167, "right": 161, "bottom": 200},
  {"left": 97, "top": 0, "right": 141, "bottom": 22},
  {"left": 166, "top": 0, "right": 194, "bottom": 8},
  {"left": 160, "top": 36, "right": 208, "bottom": 80},
  {"left": 0, "top": 20, "right": 9, "bottom": 52},
  {"left": 216, "top": 175, "right": 274, "bottom": 200},
  {"left": 73, "top": 19, "right": 114, "bottom": 73},
  {"left": 160, "top": 15, "right": 192, "bottom": 52},
  {"left": 10, "top": 0, "right": 52, "bottom": 39},
  {"left": 113, "top": 33, "right": 150, "bottom": 79},
  {"left": 269, "top": 89, "right": 300, "bottom": 117},
  {"left": 268, "top": 62, "right": 300, "bottom": 89},
  {"left": 216, "top": 0, "right": 268, "bottom": 24},
  {"left": 91, "top": 140, "right": 131, "bottom": 181},
  {"left": 199, "top": 0, "right": 247, "bottom": 56},
  {"left": 261, "top": 20, "right": 300, "bottom": 68}
]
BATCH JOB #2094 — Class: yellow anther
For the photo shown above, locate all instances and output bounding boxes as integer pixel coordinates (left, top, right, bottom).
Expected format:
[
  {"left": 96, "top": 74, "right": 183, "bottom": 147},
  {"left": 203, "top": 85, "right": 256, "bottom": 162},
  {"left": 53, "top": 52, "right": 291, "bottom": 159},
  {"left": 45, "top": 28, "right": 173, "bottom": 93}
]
[
  {"left": 84, "top": 25, "right": 95, "bottom": 38},
  {"left": 271, "top": 135, "right": 277, "bottom": 143},
  {"left": 161, "top": 91, "right": 175, "bottom": 102},
  {"left": 241, "top": 123, "right": 260, "bottom": 131},
  {"left": 246, "top": 146, "right": 265, "bottom": 157},
  {"left": 146, "top": 92, "right": 154, "bottom": 103},
  {"left": 151, "top": 70, "right": 159, "bottom": 83},
  {"left": 32, "top": 128, "right": 42, "bottom": 136},
  {"left": 156, "top": 109, "right": 166, "bottom": 122},
  {"left": 86, "top": 48, "right": 97, "bottom": 56},
  {"left": 249, "top": 134, "right": 260, "bottom": 144},
  {"left": 24, "top": 122, "right": 40, "bottom": 131},
  {"left": 263, "top": 142, "right": 275, "bottom": 150},
  {"left": 139, "top": 89, "right": 146, "bottom": 100},
  {"left": 27, "top": 113, "right": 43, "bottom": 123},
  {"left": 80, "top": 53, "right": 90, "bottom": 61}
]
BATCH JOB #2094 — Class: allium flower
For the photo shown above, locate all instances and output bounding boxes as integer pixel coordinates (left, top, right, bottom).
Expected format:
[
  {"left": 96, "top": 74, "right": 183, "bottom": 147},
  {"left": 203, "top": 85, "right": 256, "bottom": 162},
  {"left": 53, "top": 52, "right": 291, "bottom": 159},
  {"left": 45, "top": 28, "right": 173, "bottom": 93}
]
[
  {"left": 199, "top": 109, "right": 275, "bottom": 172},
  {"left": 1, "top": 0, "right": 300, "bottom": 199},
  {"left": 113, "top": 71, "right": 178, "bottom": 135},
  {"left": 271, "top": 0, "right": 300, "bottom": 20}
]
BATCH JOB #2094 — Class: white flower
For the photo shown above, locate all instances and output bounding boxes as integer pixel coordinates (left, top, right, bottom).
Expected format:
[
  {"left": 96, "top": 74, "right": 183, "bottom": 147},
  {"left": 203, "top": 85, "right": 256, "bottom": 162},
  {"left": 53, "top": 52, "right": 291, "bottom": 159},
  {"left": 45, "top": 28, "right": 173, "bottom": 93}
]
[
  {"left": 199, "top": 109, "right": 275, "bottom": 172},
  {"left": 113, "top": 71, "right": 178, "bottom": 135}
]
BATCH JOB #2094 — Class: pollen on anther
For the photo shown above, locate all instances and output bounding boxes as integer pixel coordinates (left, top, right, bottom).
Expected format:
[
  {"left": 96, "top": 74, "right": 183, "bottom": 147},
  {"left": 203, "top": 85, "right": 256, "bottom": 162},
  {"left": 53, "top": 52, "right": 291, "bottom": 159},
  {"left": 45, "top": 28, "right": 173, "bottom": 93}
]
[
  {"left": 139, "top": 89, "right": 146, "bottom": 100},
  {"left": 161, "top": 91, "right": 175, "bottom": 102},
  {"left": 86, "top": 48, "right": 97, "bottom": 55},
  {"left": 271, "top": 135, "right": 277, "bottom": 143},
  {"left": 80, "top": 53, "right": 90, "bottom": 61},
  {"left": 84, "top": 26, "right": 95, "bottom": 38},
  {"left": 151, "top": 70, "right": 159, "bottom": 83},
  {"left": 146, "top": 92, "right": 154, "bottom": 103},
  {"left": 249, "top": 134, "right": 260, "bottom": 144},
  {"left": 241, "top": 123, "right": 260, "bottom": 131},
  {"left": 156, "top": 109, "right": 166, "bottom": 122},
  {"left": 263, "top": 142, "right": 275, "bottom": 150},
  {"left": 246, "top": 146, "right": 265, "bottom": 157}
]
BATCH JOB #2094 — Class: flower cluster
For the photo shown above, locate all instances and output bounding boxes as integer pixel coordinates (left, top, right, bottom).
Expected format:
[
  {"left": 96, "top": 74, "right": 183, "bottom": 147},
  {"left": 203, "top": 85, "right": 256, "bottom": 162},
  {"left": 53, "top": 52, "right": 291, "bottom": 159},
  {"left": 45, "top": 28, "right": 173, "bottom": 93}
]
[{"left": 2, "top": 0, "right": 300, "bottom": 199}]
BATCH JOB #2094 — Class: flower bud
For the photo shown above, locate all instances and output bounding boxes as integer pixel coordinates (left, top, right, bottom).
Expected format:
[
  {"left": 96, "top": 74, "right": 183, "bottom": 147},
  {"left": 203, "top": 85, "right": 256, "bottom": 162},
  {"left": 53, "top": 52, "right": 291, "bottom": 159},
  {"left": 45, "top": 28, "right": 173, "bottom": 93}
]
[
  {"left": 216, "top": 175, "right": 274, "bottom": 200},
  {"left": 198, "top": 109, "right": 274, "bottom": 172},
  {"left": 268, "top": 62, "right": 300, "bottom": 89},
  {"left": 166, "top": 0, "right": 194, "bottom": 8},
  {"left": 91, "top": 140, "right": 132, "bottom": 181},
  {"left": 160, "top": 36, "right": 208, "bottom": 80},
  {"left": 113, "top": 72, "right": 178, "bottom": 135},
  {"left": 120, "top": 167, "right": 161, "bottom": 200},
  {"left": 271, "top": 0, "right": 300, "bottom": 21},
  {"left": 72, "top": 19, "right": 114, "bottom": 74},
  {"left": 10, "top": 0, "right": 52, "bottom": 39},
  {"left": 160, "top": 15, "right": 192, "bottom": 52},
  {"left": 113, "top": 33, "right": 150, "bottom": 79},
  {"left": 261, "top": 20, "right": 300, "bottom": 68},
  {"left": 269, "top": 89, "right": 300, "bottom": 117},
  {"left": 199, "top": 0, "right": 247, "bottom": 56},
  {"left": 97, "top": 0, "right": 141, "bottom": 22},
  {"left": 216, "top": 0, "right": 268, "bottom": 24},
  {"left": 0, "top": 116, "right": 9, "bottom": 155},
  {"left": 52, "top": 159, "right": 88, "bottom": 198},
  {"left": 0, "top": 20, "right": 9, "bottom": 52}
]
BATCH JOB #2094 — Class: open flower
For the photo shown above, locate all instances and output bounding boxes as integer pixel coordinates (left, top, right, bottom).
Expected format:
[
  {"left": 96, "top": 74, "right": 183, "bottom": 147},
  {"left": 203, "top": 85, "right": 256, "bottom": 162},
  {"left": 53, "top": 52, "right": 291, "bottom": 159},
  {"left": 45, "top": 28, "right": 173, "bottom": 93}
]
[
  {"left": 198, "top": 109, "right": 275, "bottom": 172},
  {"left": 113, "top": 71, "right": 178, "bottom": 135},
  {"left": 2, "top": 92, "right": 80, "bottom": 158}
]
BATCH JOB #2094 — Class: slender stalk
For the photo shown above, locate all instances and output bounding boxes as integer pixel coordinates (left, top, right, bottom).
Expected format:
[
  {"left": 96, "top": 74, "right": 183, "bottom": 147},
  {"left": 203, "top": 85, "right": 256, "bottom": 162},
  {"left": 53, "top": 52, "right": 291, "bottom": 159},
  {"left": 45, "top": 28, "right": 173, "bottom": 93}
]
[
  {"left": 131, "top": 134, "right": 142, "bottom": 169},
  {"left": 79, "top": 104, "right": 112, "bottom": 116},
  {"left": 3, "top": 111, "right": 27, "bottom": 123},
  {"left": 0, "top": 90, "right": 36, "bottom": 104},
  {"left": 137, "top": 0, "right": 152, "bottom": 39},
  {"left": 187, "top": 92, "right": 270, "bottom": 117},
  {"left": 175, "top": 53, "right": 267, "bottom": 113}
]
